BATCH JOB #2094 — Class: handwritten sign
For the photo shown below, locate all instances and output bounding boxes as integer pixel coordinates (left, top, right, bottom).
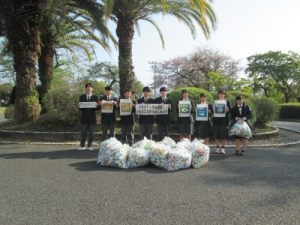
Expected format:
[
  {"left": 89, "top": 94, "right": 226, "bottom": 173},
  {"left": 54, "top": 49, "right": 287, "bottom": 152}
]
[
  {"left": 120, "top": 99, "right": 133, "bottom": 116},
  {"left": 136, "top": 104, "right": 169, "bottom": 115},
  {"left": 179, "top": 100, "right": 191, "bottom": 117},
  {"left": 196, "top": 103, "right": 208, "bottom": 121},
  {"left": 214, "top": 100, "right": 226, "bottom": 118},
  {"left": 79, "top": 102, "right": 98, "bottom": 109}
]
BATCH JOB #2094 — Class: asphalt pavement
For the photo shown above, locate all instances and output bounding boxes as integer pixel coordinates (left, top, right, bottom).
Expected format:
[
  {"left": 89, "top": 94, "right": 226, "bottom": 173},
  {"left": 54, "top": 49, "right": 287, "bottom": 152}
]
[{"left": 0, "top": 143, "right": 299, "bottom": 225}]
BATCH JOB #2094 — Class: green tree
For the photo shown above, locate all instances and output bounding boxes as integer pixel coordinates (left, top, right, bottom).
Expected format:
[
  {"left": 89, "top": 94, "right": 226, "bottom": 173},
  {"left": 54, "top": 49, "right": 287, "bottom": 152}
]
[
  {"left": 246, "top": 51, "right": 300, "bottom": 103},
  {"left": 73, "top": 0, "right": 216, "bottom": 97},
  {"left": 0, "top": 0, "right": 44, "bottom": 122},
  {"left": 38, "top": 0, "right": 113, "bottom": 102}
]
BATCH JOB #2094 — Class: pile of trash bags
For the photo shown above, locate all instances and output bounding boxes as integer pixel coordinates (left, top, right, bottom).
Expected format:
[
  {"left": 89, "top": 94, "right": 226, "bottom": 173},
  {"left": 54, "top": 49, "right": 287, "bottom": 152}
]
[
  {"left": 97, "top": 136, "right": 210, "bottom": 172},
  {"left": 229, "top": 120, "right": 252, "bottom": 139}
]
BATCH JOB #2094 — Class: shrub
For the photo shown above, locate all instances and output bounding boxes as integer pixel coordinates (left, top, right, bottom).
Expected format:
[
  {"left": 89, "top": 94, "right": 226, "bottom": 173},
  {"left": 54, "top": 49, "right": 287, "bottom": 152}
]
[
  {"left": 279, "top": 103, "right": 300, "bottom": 119},
  {"left": 251, "top": 96, "right": 280, "bottom": 126},
  {"left": 4, "top": 105, "right": 14, "bottom": 119},
  {"left": 42, "top": 84, "right": 82, "bottom": 129},
  {"left": 168, "top": 87, "right": 213, "bottom": 123}
]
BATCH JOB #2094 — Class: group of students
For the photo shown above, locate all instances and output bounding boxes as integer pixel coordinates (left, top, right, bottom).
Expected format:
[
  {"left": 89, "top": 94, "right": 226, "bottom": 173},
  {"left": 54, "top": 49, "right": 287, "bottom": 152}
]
[{"left": 79, "top": 83, "right": 252, "bottom": 156}]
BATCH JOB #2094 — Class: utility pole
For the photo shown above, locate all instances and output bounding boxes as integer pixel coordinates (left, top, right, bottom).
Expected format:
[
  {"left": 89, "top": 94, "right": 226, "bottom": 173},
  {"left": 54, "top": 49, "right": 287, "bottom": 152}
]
[{"left": 148, "top": 61, "right": 159, "bottom": 97}]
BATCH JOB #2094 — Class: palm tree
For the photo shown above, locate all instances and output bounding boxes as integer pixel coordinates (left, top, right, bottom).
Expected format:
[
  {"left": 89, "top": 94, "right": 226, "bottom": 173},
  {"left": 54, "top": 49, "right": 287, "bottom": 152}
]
[
  {"left": 73, "top": 0, "right": 216, "bottom": 97},
  {"left": 38, "top": 0, "right": 114, "bottom": 102},
  {"left": 0, "top": 0, "right": 46, "bottom": 122}
]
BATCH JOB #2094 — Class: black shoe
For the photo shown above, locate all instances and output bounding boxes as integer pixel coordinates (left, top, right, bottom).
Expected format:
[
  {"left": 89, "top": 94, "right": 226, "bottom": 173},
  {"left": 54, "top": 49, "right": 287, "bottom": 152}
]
[{"left": 235, "top": 150, "right": 240, "bottom": 155}]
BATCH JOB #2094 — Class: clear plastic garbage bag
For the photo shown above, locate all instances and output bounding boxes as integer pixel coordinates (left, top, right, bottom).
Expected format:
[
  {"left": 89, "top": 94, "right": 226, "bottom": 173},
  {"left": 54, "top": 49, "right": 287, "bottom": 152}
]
[{"left": 229, "top": 120, "right": 252, "bottom": 139}]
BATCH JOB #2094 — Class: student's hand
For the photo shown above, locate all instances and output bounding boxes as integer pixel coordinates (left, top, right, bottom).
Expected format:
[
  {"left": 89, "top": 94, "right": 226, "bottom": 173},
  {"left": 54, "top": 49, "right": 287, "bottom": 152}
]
[
  {"left": 98, "top": 100, "right": 102, "bottom": 105},
  {"left": 243, "top": 117, "right": 247, "bottom": 121},
  {"left": 168, "top": 104, "right": 171, "bottom": 109},
  {"left": 236, "top": 117, "right": 241, "bottom": 121},
  {"left": 226, "top": 106, "right": 230, "bottom": 112}
]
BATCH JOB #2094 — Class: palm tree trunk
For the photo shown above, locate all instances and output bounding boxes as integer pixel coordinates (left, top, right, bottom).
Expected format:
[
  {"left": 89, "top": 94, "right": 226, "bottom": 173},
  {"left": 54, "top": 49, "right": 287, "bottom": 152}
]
[
  {"left": 3, "top": 0, "right": 42, "bottom": 122},
  {"left": 116, "top": 16, "right": 135, "bottom": 97},
  {"left": 39, "top": 44, "right": 54, "bottom": 103}
]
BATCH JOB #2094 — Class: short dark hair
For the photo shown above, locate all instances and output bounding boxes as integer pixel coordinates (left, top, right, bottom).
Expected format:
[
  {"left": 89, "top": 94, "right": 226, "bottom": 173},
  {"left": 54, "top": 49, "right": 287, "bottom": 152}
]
[
  {"left": 160, "top": 87, "right": 168, "bottom": 92},
  {"left": 236, "top": 95, "right": 243, "bottom": 100},
  {"left": 181, "top": 89, "right": 188, "bottom": 94},
  {"left": 123, "top": 89, "right": 132, "bottom": 93},
  {"left": 85, "top": 82, "right": 93, "bottom": 88},
  {"left": 200, "top": 93, "right": 207, "bottom": 98},
  {"left": 142, "top": 86, "right": 151, "bottom": 93},
  {"left": 105, "top": 86, "right": 112, "bottom": 91}
]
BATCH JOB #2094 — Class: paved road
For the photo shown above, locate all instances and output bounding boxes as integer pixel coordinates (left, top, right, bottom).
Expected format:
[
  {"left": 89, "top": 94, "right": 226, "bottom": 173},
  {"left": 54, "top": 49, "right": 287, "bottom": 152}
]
[
  {"left": 273, "top": 121, "right": 300, "bottom": 132},
  {"left": 0, "top": 144, "right": 299, "bottom": 225}
]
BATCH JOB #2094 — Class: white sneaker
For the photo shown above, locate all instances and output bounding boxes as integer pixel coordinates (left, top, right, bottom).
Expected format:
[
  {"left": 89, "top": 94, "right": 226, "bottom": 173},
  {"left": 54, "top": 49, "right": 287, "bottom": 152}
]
[
  {"left": 88, "top": 147, "right": 94, "bottom": 151},
  {"left": 214, "top": 148, "right": 220, "bottom": 154},
  {"left": 77, "top": 146, "right": 85, "bottom": 150},
  {"left": 220, "top": 148, "right": 226, "bottom": 155}
]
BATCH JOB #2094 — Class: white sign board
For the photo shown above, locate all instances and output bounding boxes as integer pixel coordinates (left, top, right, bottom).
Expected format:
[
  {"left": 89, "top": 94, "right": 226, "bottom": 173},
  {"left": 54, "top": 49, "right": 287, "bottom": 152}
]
[
  {"left": 213, "top": 100, "right": 226, "bottom": 118},
  {"left": 196, "top": 103, "right": 208, "bottom": 121},
  {"left": 101, "top": 100, "right": 114, "bottom": 113},
  {"left": 136, "top": 104, "right": 169, "bottom": 115},
  {"left": 178, "top": 100, "right": 191, "bottom": 117},
  {"left": 120, "top": 99, "right": 133, "bottom": 116},
  {"left": 79, "top": 102, "right": 98, "bottom": 109}
]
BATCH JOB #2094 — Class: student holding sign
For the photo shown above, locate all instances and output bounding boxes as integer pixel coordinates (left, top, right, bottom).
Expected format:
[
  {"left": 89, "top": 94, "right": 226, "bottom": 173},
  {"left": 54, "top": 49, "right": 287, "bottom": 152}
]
[
  {"left": 155, "top": 87, "right": 172, "bottom": 141},
  {"left": 78, "top": 83, "right": 99, "bottom": 150},
  {"left": 194, "top": 93, "right": 213, "bottom": 144},
  {"left": 212, "top": 89, "right": 231, "bottom": 154},
  {"left": 177, "top": 89, "right": 194, "bottom": 140},
  {"left": 119, "top": 89, "right": 136, "bottom": 146},
  {"left": 99, "top": 86, "right": 118, "bottom": 141},
  {"left": 137, "top": 86, "right": 155, "bottom": 139}
]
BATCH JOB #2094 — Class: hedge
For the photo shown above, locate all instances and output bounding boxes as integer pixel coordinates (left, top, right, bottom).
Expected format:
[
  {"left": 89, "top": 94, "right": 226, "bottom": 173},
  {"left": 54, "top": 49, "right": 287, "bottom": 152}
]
[{"left": 279, "top": 103, "right": 300, "bottom": 119}]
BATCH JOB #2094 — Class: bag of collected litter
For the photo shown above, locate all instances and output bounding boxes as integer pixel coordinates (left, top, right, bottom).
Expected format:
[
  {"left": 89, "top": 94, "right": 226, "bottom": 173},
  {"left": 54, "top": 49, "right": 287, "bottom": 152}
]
[
  {"left": 190, "top": 138, "right": 210, "bottom": 168},
  {"left": 97, "top": 137, "right": 128, "bottom": 169},
  {"left": 127, "top": 147, "right": 150, "bottom": 168},
  {"left": 166, "top": 147, "right": 192, "bottom": 171},
  {"left": 148, "top": 143, "right": 170, "bottom": 169},
  {"left": 176, "top": 138, "right": 193, "bottom": 151},
  {"left": 229, "top": 120, "right": 252, "bottom": 138},
  {"left": 162, "top": 137, "right": 177, "bottom": 148},
  {"left": 132, "top": 137, "right": 156, "bottom": 150}
]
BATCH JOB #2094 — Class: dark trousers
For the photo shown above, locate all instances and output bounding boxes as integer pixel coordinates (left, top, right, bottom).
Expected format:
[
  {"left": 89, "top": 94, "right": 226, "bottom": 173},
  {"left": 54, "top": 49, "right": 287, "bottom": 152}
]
[
  {"left": 140, "top": 123, "right": 153, "bottom": 140},
  {"left": 101, "top": 123, "right": 115, "bottom": 141},
  {"left": 121, "top": 124, "right": 134, "bottom": 146},
  {"left": 80, "top": 123, "right": 95, "bottom": 147},
  {"left": 158, "top": 124, "right": 169, "bottom": 141}
]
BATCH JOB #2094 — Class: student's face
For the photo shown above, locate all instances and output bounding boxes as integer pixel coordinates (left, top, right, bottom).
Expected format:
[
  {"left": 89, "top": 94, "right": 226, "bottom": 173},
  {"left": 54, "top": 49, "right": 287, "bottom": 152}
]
[
  {"left": 161, "top": 91, "right": 167, "bottom": 97},
  {"left": 182, "top": 92, "right": 188, "bottom": 99},
  {"left": 200, "top": 96, "right": 207, "bottom": 102},
  {"left": 105, "top": 90, "right": 112, "bottom": 96},
  {"left": 218, "top": 93, "right": 225, "bottom": 99},
  {"left": 237, "top": 99, "right": 243, "bottom": 105},
  {"left": 85, "top": 85, "right": 93, "bottom": 94},
  {"left": 124, "top": 91, "right": 132, "bottom": 98},
  {"left": 144, "top": 91, "right": 151, "bottom": 98}
]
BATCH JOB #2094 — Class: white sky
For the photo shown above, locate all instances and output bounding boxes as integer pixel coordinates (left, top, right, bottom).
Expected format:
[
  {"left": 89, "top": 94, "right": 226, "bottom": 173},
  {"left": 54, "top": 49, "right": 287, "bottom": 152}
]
[{"left": 95, "top": 0, "right": 300, "bottom": 85}]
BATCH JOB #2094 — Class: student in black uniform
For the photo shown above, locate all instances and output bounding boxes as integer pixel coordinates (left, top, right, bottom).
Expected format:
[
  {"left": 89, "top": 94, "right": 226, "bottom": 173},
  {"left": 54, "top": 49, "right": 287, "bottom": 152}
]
[
  {"left": 177, "top": 89, "right": 194, "bottom": 140},
  {"left": 137, "top": 86, "right": 154, "bottom": 139},
  {"left": 119, "top": 89, "right": 136, "bottom": 146},
  {"left": 231, "top": 95, "right": 252, "bottom": 155},
  {"left": 155, "top": 87, "right": 172, "bottom": 141},
  {"left": 99, "top": 86, "right": 118, "bottom": 141},
  {"left": 78, "top": 83, "right": 99, "bottom": 150},
  {"left": 212, "top": 89, "right": 231, "bottom": 155},
  {"left": 194, "top": 93, "right": 213, "bottom": 144}
]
